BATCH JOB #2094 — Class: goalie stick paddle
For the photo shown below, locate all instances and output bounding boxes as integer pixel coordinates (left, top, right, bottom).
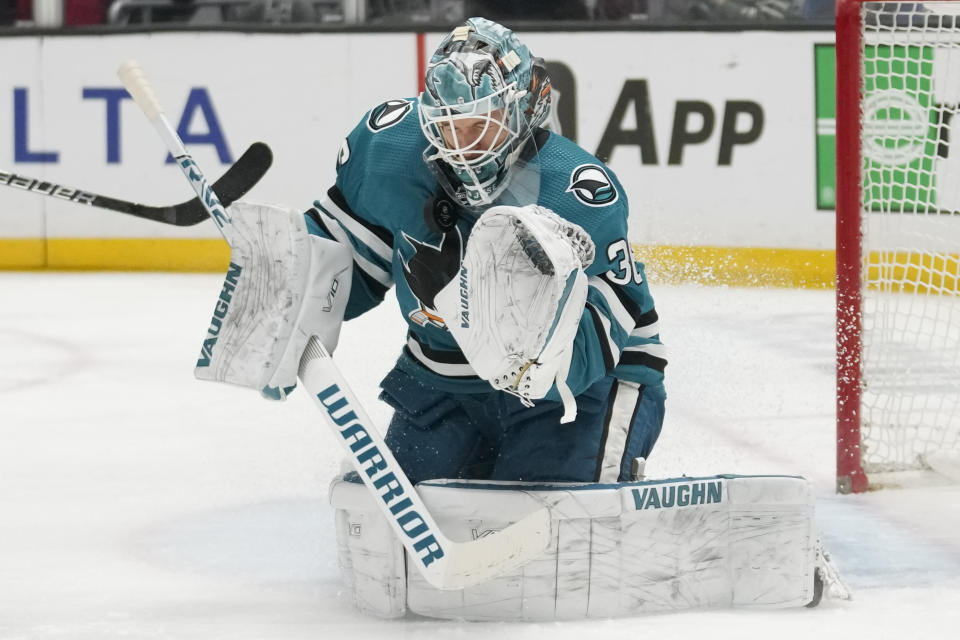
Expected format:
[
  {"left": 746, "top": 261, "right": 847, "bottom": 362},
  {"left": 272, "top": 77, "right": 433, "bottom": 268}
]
[
  {"left": 117, "top": 60, "right": 552, "bottom": 590},
  {"left": 0, "top": 142, "right": 272, "bottom": 226}
]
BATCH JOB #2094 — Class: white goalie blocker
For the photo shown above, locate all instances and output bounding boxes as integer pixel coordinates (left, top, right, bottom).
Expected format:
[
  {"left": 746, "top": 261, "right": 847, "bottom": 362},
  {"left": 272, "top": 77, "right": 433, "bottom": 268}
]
[
  {"left": 193, "top": 201, "right": 353, "bottom": 398},
  {"left": 330, "top": 473, "right": 850, "bottom": 621}
]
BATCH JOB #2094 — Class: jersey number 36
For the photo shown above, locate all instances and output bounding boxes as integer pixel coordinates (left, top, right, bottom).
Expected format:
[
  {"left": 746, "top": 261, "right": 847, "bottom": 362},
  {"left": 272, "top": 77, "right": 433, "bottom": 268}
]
[{"left": 606, "top": 238, "right": 644, "bottom": 285}]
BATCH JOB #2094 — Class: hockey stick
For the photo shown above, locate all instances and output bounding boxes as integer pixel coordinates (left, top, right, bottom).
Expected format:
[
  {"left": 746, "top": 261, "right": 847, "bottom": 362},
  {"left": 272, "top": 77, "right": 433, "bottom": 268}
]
[
  {"left": 0, "top": 142, "right": 272, "bottom": 226},
  {"left": 117, "top": 61, "right": 552, "bottom": 591}
]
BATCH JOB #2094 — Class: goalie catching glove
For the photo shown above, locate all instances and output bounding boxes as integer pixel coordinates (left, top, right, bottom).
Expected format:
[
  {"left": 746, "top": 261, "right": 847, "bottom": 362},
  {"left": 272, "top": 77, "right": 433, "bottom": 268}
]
[
  {"left": 435, "top": 204, "right": 595, "bottom": 422},
  {"left": 194, "top": 201, "right": 353, "bottom": 399}
]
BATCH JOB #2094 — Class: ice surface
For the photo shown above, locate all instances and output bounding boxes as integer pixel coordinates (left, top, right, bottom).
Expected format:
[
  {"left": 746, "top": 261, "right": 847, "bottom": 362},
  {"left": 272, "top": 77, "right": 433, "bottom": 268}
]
[{"left": 1, "top": 273, "right": 959, "bottom": 639}]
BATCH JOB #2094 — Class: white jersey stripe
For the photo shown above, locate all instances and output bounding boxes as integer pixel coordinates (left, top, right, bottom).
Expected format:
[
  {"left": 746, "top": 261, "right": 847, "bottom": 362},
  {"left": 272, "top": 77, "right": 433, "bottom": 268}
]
[
  {"left": 597, "top": 380, "right": 642, "bottom": 483},
  {"left": 406, "top": 336, "right": 477, "bottom": 377},
  {"left": 315, "top": 206, "right": 394, "bottom": 288},
  {"left": 623, "top": 343, "right": 668, "bottom": 360},
  {"left": 317, "top": 196, "right": 394, "bottom": 263},
  {"left": 588, "top": 276, "right": 636, "bottom": 335},
  {"left": 631, "top": 321, "right": 661, "bottom": 339},
  {"left": 586, "top": 302, "right": 621, "bottom": 365}
]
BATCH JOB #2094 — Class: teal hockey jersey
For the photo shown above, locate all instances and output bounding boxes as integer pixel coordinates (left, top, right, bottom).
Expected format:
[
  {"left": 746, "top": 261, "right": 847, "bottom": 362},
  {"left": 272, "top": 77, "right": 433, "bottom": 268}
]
[{"left": 304, "top": 98, "right": 666, "bottom": 400}]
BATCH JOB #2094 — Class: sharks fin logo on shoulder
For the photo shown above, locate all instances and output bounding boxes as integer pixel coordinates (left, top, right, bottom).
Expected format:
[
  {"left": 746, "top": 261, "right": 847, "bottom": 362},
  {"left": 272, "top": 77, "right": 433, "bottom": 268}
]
[
  {"left": 367, "top": 99, "right": 413, "bottom": 132},
  {"left": 566, "top": 164, "right": 619, "bottom": 207}
]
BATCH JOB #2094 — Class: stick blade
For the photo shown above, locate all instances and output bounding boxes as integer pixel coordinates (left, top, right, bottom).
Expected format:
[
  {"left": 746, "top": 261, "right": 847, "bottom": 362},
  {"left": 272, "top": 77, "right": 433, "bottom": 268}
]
[
  {"left": 213, "top": 142, "right": 273, "bottom": 206},
  {"left": 426, "top": 506, "right": 552, "bottom": 590}
]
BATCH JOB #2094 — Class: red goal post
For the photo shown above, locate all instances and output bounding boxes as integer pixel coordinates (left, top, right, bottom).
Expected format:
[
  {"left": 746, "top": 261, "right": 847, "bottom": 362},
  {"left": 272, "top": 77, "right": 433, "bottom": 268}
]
[
  {"left": 836, "top": 0, "right": 866, "bottom": 494},
  {"left": 836, "top": 0, "right": 960, "bottom": 493}
]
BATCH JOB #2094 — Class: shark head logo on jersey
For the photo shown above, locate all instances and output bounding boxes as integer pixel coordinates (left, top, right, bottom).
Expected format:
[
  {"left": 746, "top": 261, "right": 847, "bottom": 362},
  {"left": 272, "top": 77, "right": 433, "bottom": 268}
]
[
  {"left": 566, "top": 164, "right": 619, "bottom": 207},
  {"left": 367, "top": 99, "right": 413, "bottom": 132},
  {"left": 400, "top": 229, "right": 463, "bottom": 328},
  {"left": 418, "top": 18, "right": 551, "bottom": 209}
]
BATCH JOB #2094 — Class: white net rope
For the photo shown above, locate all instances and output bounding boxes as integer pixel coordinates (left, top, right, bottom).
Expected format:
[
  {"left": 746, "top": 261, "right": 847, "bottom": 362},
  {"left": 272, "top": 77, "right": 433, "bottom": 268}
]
[{"left": 860, "top": 2, "right": 960, "bottom": 472}]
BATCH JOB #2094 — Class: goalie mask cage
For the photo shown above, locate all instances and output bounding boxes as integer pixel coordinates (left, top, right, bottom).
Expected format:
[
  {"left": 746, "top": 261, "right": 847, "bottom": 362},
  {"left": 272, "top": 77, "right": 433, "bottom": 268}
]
[{"left": 836, "top": 0, "right": 960, "bottom": 493}]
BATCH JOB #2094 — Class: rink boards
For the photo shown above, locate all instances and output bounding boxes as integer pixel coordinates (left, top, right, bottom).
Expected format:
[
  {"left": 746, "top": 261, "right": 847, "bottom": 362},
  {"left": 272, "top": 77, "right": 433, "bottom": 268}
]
[{"left": 0, "top": 28, "right": 952, "bottom": 288}]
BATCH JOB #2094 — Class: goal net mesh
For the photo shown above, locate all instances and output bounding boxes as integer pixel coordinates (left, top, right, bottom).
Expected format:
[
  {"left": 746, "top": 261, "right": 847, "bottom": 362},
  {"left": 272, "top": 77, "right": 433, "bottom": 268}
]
[{"left": 859, "top": 2, "right": 960, "bottom": 472}]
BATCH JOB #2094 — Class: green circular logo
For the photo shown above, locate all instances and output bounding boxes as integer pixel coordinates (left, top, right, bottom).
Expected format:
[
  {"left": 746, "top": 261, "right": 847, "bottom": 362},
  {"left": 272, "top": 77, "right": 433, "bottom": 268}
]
[{"left": 862, "top": 90, "right": 929, "bottom": 166}]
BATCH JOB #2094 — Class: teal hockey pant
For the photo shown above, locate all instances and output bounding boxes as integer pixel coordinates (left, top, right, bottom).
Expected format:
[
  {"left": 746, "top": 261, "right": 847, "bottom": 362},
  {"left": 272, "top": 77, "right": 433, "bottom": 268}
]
[{"left": 379, "top": 367, "right": 665, "bottom": 485}]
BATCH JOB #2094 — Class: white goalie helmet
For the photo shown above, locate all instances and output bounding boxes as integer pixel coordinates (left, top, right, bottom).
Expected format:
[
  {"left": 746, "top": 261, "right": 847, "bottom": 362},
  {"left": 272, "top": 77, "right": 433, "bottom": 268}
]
[{"left": 418, "top": 17, "right": 551, "bottom": 208}]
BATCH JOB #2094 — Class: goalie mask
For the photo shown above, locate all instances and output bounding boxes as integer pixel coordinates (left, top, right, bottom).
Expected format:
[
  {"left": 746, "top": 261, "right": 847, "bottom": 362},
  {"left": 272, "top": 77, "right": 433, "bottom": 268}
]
[{"left": 418, "top": 17, "right": 551, "bottom": 209}]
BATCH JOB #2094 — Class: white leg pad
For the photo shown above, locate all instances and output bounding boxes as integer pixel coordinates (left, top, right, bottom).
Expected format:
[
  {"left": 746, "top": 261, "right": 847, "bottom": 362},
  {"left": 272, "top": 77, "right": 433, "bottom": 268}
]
[
  {"left": 329, "top": 474, "right": 826, "bottom": 621},
  {"left": 330, "top": 479, "right": 407, "bottom": 618},
  {"left": 410, "top": 475, "right": 820, "bottom": 620}
]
